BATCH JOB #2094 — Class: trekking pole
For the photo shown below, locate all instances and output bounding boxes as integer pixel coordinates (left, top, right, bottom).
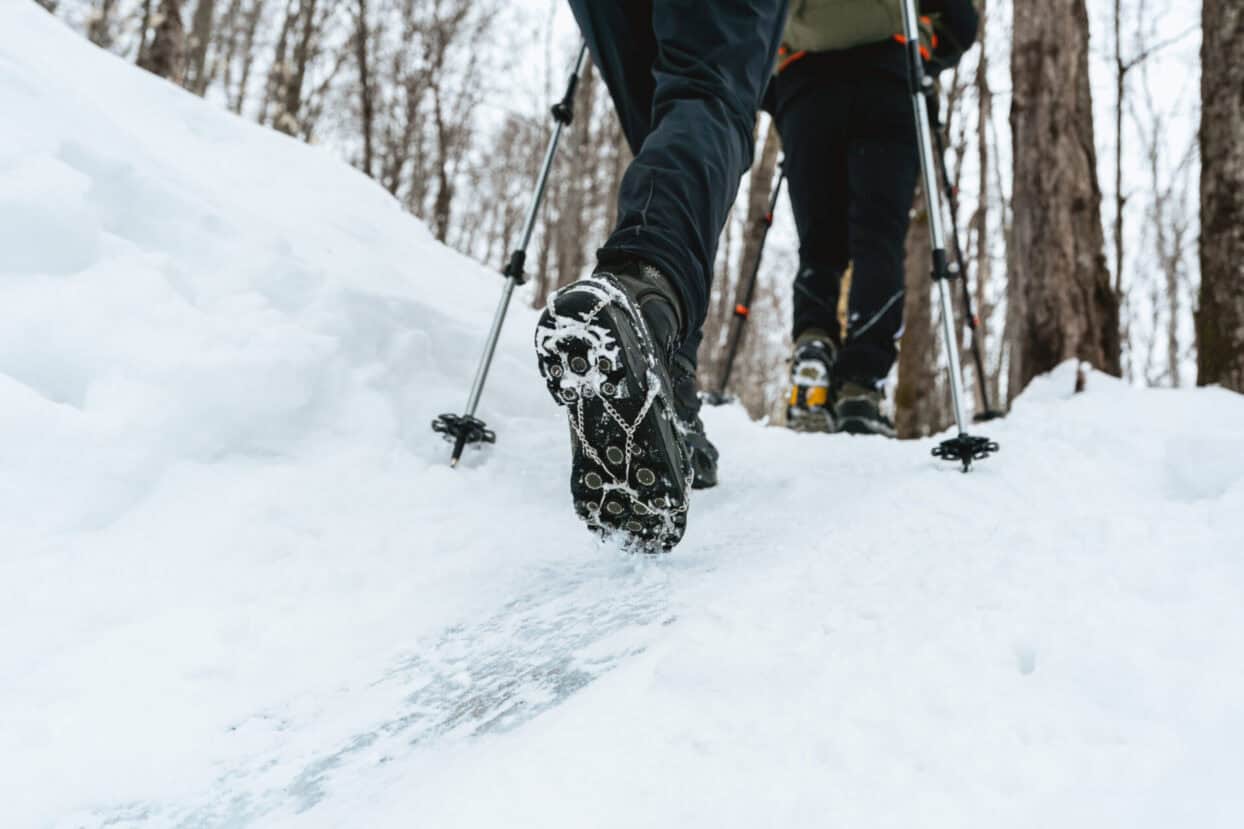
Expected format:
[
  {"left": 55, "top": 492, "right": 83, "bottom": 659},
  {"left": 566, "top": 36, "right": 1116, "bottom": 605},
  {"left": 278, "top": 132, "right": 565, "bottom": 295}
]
[
  {"left": 432, "top": 42, "right": 589, "bottom": 467},
  {"left": 706, "top": 162, "right": 786, "bottom": 406},
  {"left": 924, "top": 91, "right": 1005, "bottom": 422},
  {"left": 899, "top": 0, "right": 997, "bottom": 471}
]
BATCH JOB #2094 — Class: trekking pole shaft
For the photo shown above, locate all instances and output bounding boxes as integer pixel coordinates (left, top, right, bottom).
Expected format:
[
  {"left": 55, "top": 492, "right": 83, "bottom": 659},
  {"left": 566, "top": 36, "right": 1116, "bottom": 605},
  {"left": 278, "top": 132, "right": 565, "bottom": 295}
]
[
  {"left": 515, "top": 42, "right": 588, "bottom": 256},
  {"left": 461, "top": 42, "right": 587, "bottom": 419},
  {"left": 902, "top": 0, "right": 969, "bottom": 436},
  {"left": 716, "top": 166, "right": 785, "bottom": 397},
  {"left": 464, "top": 277, "right": 518, "bottom": 416},
  {"left": 928, "top": 107, "right": 995, "bottom": 415},
  {"left": 936, "top": 277, "right": 968, "bottom": 431}
]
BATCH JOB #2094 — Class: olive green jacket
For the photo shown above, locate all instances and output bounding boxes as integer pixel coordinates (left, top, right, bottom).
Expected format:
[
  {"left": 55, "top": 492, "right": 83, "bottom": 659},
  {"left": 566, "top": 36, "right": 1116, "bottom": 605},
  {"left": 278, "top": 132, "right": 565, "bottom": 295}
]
[
  {"left": 784, "top": 0, "right": 907, "bottom": 54},
  {"left": 781, "top": 0, "right": 977, "bottom": 65}
]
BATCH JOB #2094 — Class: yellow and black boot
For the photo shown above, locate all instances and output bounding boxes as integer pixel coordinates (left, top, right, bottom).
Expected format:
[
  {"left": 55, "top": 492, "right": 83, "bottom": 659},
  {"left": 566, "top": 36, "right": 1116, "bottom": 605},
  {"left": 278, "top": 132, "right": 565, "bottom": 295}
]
[{"left": 785, "top": 330, "right": 837, "bottom": 433}]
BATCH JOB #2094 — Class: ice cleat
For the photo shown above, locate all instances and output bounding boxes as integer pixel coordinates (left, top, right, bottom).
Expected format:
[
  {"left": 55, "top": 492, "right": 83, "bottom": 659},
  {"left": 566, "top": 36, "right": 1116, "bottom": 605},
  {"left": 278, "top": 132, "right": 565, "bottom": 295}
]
[{"left": 534, "top": 263, "right": 693, "bottom": 551}]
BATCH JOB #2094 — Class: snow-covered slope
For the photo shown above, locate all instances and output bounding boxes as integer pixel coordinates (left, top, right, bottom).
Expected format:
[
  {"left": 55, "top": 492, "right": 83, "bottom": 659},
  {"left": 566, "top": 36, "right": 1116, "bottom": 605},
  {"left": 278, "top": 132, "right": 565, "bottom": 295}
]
[{"left": 4, "top": 6, "right": 1244, "bottom": 828}]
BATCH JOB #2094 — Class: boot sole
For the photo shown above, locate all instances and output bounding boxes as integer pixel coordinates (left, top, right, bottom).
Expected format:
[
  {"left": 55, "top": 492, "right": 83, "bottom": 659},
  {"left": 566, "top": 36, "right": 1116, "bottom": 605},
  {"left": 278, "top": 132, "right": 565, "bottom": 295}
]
[
  {"left": 786, "top": 407, "right": 836, "bottom": 434},
  {"left": 836, "top": 415, "right": 897, "bottom": 438},
  {"left": 534, "top": 276, "right": 691, "bottom": 552}
]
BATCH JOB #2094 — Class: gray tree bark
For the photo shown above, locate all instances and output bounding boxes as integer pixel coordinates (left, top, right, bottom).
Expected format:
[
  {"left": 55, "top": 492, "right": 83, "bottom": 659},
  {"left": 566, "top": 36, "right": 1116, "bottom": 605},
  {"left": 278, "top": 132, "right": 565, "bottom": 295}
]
[
  {"left": 276, "top": 0, "right": 321, "bottom": 136},
  {"left": 353, "top": 0, "right": 376, "bottom": 177},
  {"left": 137, "top": 0, "right": 186, "bottom": 83},
  {"left": 183, "top": 0, "right": 217, "bottom": 95},
  {"left": 87, "top": 0, "right": 120, "bottom": 49},
  {"left": 895, "top": 187, "right": 949, "bottom": 438},
  {"left": 1010, "top": 0, "right": 1120, "bottom": 396},
  {"left": 714, "top": 121, "right": 782, "bottom": 390},
  {"left": 973, "top": 0, "right": 994, "bottom": 400},
  {"left": 1196, "top": 0, "right": 1244, "bottom": 393}
]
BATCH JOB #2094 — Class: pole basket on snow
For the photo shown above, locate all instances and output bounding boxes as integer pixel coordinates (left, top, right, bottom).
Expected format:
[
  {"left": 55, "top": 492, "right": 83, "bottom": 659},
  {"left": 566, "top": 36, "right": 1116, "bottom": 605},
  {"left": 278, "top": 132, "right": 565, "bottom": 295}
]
[
  {"left": 900, "top": 0, "right": 997, "bottom": 472},
  {"left": 432, "top": 414, "right": 496, "bottom": 467},
  {"left": 932, "top": 434, "right": 999, "bottom": 473},
  {"left": 432, "top": 42, "right": 589, "bottom": 467}
]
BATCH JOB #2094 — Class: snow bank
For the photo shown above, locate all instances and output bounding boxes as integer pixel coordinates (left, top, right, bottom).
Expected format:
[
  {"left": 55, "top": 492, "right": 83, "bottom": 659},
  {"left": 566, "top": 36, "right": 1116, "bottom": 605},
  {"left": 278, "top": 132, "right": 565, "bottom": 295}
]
[
  {"left": 0, "top": 6, "right": 582, "bottom": 825},
  {"left": 3, "top": 5, "right": 1244, "bottom": 828}
]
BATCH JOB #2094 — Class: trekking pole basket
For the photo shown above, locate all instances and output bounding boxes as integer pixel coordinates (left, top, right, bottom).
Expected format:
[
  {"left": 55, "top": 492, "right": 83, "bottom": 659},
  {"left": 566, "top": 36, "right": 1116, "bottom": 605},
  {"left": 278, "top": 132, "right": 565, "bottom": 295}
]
[{"left": 433, "top": 42, "right": 589, "bottom": 466}]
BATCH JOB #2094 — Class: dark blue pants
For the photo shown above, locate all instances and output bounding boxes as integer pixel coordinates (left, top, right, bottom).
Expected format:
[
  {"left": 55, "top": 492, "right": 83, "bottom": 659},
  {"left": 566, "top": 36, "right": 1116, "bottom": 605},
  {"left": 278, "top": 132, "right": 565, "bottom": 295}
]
[
  {"left": 773, "top": 45, "right": 920, "bottom": 386},
  {"left": 567, "top": 0, "right": 789, "bottom": 340}
]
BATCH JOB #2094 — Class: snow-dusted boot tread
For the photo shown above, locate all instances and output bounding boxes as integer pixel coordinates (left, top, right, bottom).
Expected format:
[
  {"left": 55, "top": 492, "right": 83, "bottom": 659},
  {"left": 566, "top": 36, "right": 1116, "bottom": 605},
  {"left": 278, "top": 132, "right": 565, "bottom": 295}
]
[{"left": 535, "top": 274, "right": 692, "bottom": 552}]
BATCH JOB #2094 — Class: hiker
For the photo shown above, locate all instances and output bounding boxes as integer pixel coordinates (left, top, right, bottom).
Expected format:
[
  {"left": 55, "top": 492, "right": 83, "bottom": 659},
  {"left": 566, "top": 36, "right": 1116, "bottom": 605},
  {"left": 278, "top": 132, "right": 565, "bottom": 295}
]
[
  {"left": 533, "top": 0, "right": 789, "bottom": 551},
  {"left": 778, "top": 0, "right": 979, "bottom": 435},
  {"left": 673, "top": 0, "right": 980, "bottom": 485}
]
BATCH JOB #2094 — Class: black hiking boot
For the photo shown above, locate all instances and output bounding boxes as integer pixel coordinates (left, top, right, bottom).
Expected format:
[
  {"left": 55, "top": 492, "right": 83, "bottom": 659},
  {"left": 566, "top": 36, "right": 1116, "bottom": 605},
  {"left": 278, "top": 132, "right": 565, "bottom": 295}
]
[
  {"left": 834, "top": 380, "right": 896, "bottom": 437},
  {"left": 786, "top": 330, "right": 837, "bottom": 434},
  {"left": 671, "top": 352, "right": 719, "bottom": 490},
  {"left": 534, "top": 261, "right": 693, "bottom": 552}
]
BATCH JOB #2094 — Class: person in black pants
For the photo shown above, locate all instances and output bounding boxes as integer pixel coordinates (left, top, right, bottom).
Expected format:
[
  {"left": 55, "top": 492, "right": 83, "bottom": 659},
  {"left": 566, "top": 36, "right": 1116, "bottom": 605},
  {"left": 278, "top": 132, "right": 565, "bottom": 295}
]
[
  {"left": 777, "top": 1, "right": 979, "bottom": 436},
  {"left": 533, "top": 1, "right": 788, "bottom": 549}
]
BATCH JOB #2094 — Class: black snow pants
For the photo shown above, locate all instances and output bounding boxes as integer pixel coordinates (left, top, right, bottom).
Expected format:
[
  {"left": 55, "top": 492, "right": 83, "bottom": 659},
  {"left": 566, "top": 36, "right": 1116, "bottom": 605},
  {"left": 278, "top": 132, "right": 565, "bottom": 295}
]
[
  {"left": 773, "top": 43, "right": 920, "bottom": 387},
  {"left": 566, "top": 0, "right": 789, "bottom": 341}
]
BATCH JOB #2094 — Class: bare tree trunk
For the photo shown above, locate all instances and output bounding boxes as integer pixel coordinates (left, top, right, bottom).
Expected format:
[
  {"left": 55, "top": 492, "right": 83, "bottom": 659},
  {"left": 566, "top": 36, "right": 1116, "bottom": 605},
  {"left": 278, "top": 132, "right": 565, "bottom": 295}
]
[
  {"left": 973, "top": 0, "right": 992, "bottom": 389},
  {"left": 137, "top": 0, "right": 187, "bottom": 83},
  {"left": 895, "top": 188, "right": 948, "bottom": 438},
  {"left": 262, "top": 0, "right": 296, "bottom": 129},
  {"left": 87, "top": 0, "right": 121, "bottom": 48},
  {"left": 940, "top": 69, "right": 974, "bottom": 382},
  {"left": 1111, "top": 0, "right": 1140, "bottom": 383},
  {"left": 1112, "top": 0, "right": 1126, "bottom": 303},
  {"left": 232, "top": 0, "right": 265, "bottom": 114},
  {"left": 270, "top": 0, "right": 321, "bottom": 136},
  {"left": 214, "top": 0, "right": 244, "bottom": 93},
  {"left": 715, "top": 121, "right": 781, "bottom": 385},
  {"left": 431, "top": 90, "right": 455, "bottom": 242},
  {"left": 137, "top": 0, "right": 155, "bottom": 57},
  {"left": 737, "top": 122, "right": 783, "bottom": 295},
  {"left": 183, "top": 0, "right": 217, "bottom": 94},
  {"left": 698, "top": 206, "right": 737, "bottom": 387},
  {"left": 353, "top": 0, "right": 376, "bottom": 176},
  {"left": 1196, "top": 0, "right": 1244, "bottom": 393},
  {"left": 1164, "top": 233, "right": 1182, "bottom": 388},
  {"left": 1010, "top": 0, "right": 1120, "bottom": 395}
]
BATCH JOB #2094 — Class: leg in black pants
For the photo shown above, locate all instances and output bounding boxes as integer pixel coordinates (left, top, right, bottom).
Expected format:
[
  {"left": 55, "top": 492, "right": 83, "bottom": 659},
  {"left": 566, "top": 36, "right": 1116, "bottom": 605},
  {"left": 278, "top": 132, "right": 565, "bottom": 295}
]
[
  {"left": 776, "top": 56, "right": 919, "bottom": 388},
  {"left": 782, "top": 78, "right": 851, "bottom": 347},
  {"left": 534, "top": 0, "right": 786, "bottom": 546},
  {"left": 566, "top": 0, "right": 788, "bottom": 338}
]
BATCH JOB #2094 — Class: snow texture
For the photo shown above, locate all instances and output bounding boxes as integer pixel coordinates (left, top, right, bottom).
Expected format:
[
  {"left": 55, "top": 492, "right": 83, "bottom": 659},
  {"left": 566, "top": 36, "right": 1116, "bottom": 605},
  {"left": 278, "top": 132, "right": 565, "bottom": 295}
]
[{"left": 3, "top": 5, "right": 1244, "bottom": 827}]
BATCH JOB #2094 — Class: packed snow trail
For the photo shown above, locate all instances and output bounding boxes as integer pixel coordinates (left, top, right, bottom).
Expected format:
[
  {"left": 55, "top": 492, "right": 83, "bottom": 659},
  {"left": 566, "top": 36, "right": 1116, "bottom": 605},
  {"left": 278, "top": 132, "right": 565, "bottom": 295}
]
[{"left": 3, "top": 6, "right": 1244, "bottom": 828}]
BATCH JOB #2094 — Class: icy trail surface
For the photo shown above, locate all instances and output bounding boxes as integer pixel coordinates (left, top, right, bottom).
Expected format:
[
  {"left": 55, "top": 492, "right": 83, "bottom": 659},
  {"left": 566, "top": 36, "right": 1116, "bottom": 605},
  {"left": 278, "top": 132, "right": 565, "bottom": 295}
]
[{"left": 3, "top": 6, "right": 1243, "bottom": 828}]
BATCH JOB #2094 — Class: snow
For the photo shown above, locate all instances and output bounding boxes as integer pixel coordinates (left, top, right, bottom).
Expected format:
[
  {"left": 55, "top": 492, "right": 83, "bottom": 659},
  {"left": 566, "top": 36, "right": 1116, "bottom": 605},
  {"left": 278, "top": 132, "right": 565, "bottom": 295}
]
[{"left": 3, "top": 5, "right": 1244, "bottom": 827}]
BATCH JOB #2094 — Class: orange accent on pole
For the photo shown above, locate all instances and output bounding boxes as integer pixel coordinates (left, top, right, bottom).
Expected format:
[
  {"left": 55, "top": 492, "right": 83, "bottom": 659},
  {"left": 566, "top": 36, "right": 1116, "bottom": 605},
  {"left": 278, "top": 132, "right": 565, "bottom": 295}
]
[
  {"left": 734, "top": 304, "right": 750, "bottom": 318},
  {"left": 892, "top": 32, "right": 932, "bottom": 61}
]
